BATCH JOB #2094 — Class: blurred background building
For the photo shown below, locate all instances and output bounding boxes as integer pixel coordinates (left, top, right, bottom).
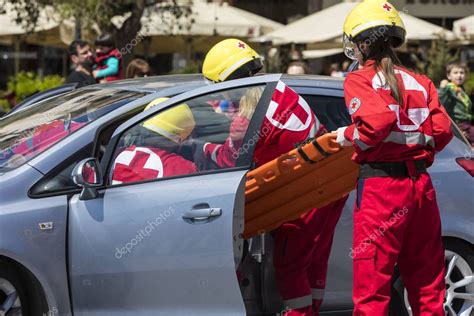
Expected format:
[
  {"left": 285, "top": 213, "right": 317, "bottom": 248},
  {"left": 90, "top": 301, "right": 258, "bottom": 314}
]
[{"left": 0, "top": 0, "right": 472, "bottom": 110}]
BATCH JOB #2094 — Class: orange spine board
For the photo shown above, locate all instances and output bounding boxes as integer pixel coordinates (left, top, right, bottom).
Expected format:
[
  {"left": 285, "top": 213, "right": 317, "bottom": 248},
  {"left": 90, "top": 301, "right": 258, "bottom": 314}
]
[
  {"left": 245, "top": 134, "right": 342, "bottom": 202},
  {"left": 243, "top": 134, "right": 359, "bottom": 239}
]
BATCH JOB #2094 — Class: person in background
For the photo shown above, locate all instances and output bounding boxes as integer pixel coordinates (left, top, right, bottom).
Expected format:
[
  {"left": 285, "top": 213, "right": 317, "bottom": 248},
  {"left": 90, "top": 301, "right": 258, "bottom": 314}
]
[
  {"left": 329, "top": 63, "right": 344, "bottom": 77},
  {"left": 287, "top": 61, "right": 309, "bottom": 75},
  {"left": 66, "top": 40, "right": 95, "bottom": 87},
  {"left": 439, "top": 62, "right": 473, "bottom": 146},
  {"left": 93, "top": 33, "right": 123, "bottom": 83},
  {"left": 126, "top": 58, "right": 151, "bottom": 79},
  {"left": 341, "top": 60, "right": 351, "bottom": 77}
]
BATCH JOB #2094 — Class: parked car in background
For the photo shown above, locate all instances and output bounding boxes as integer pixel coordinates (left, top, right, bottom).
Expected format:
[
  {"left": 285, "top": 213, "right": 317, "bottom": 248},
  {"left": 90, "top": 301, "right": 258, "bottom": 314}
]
[
  {"left": 0, "top": 74, "right": 472, "bottom": 316},
  {"left": 4, "top": 83, "right": 78, "bottom": 117}
]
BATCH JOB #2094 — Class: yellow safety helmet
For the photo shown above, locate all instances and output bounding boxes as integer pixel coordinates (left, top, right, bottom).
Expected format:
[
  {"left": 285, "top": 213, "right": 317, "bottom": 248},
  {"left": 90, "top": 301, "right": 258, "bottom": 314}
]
[
  {"left": 142, "top": 97, "right": 196, "bottom": 143},
  {"left": 343, "top": 0, "right": 406, "bottom": 60},
  {"left": 202, "top": 39, "right": 263, "bottom": 83}
]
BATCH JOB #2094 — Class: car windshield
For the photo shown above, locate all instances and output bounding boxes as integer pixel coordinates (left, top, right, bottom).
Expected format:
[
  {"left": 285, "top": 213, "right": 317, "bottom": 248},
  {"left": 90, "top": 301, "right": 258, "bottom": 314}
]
[{"left": 0, "top": 88, "right": 144, "bottom": 172}]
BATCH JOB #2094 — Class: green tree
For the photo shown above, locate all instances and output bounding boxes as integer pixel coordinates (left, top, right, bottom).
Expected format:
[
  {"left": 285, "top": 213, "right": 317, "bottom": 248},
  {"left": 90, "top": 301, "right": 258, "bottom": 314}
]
[
  {"left": 0, "top": 72, "right": 64, "bottom": 111},
  {"left": 2, "top": 0, "right": 193, "bottom": 63},
  {"left": 416, "top": 36, "right": 459, "bottom": 86}
]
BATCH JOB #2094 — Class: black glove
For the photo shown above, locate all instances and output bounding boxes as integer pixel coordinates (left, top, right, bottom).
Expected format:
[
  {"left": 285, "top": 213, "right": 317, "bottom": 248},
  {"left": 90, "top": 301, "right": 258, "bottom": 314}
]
[{"left": 192, "top": 139, "right": 210, "bottom": 171}]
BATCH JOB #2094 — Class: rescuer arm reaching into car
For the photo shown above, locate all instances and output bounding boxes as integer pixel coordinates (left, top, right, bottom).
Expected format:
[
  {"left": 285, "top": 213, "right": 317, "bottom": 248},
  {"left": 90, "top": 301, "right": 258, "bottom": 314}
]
[{"left": 201, "top": 39, "right": 347, "bottom": 316}]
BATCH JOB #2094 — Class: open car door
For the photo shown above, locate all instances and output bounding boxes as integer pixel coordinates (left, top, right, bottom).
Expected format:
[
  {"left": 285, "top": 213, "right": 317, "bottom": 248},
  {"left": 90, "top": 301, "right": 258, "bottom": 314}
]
[{"left": 67, "top": 75, "right": 281, "bottom": 315}]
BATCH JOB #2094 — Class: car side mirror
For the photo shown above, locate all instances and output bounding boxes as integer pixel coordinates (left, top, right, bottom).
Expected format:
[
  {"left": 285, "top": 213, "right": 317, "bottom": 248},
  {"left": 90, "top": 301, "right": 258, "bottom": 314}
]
[{"left": 72, "top": 158, "right": 103, "bottom": 200}]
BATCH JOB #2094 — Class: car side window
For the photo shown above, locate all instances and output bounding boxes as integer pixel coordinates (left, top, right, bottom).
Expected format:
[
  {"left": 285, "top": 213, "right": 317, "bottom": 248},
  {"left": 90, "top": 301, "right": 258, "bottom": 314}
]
[
  {"left": 302, "top": 95, "right": 351, "bottom": 131},
  {"left": 108, "top": 85, "right": 266, "bottom": 186}
]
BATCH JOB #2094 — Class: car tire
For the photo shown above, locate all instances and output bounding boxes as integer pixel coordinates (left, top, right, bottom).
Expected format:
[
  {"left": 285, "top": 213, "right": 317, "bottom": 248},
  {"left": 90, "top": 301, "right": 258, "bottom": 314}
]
[
  {"left": 390, "top": 239, "right": 474, "bottom": 316},
  {"left": 0, "top": 261, "right": 47, "bottom": 316}
]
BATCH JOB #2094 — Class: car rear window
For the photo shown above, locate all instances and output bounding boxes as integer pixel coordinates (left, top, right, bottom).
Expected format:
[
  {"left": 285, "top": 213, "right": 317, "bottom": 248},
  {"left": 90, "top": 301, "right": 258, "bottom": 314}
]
[{"left": 301, "top": 95, "right": 351, "bottom": 131}]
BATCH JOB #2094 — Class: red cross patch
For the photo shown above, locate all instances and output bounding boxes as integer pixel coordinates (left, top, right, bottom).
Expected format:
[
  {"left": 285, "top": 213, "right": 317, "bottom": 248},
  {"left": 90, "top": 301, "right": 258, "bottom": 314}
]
[
  {"left": 348, "top": 97, "right": 361, "bottom": 115},
  {"left": 237, "top": 42, "right": 246, "bottom": 49},
  {"left": 382, "top": 3, "right": 392, "bottom": 12},
  {"left": 112, "top": 147, "right": 164, "bottom": 184},
  {"left": 270, "top": 85, "right": 309, "bottom": 126}
]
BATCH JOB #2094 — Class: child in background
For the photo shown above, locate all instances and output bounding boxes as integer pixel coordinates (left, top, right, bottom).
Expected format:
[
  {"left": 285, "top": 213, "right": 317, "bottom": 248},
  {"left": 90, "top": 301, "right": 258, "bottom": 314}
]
[
  {"left": 439, "top": 62, "right": 473, "bottom": 146},
  {"left": 93, "top": 33, "right": 123, "bottom": 83}
]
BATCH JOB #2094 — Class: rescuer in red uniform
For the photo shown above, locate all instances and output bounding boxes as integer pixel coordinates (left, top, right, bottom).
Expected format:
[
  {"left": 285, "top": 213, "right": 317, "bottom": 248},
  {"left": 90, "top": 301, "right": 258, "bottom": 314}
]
[
  {"left": 111, "top": 98, "right": 197, "bottom": 184},
  {"left": 202, "top": 39, "right": 348, "bottom": 315},
  {"left": 337, "top": 1, "right": 453, "bottom": 315}
]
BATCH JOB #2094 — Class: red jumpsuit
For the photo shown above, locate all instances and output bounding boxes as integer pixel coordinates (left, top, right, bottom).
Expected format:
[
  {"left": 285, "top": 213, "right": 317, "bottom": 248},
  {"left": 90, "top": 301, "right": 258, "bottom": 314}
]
[
  {"left": 205, "top": 81, "right": 346, "bottom": 315},
  {"left": 337, "top": 60, "right": 453, "bottom": 315},
  {"left": 111, "top": 145, "right": 197, "bottom": 184}
]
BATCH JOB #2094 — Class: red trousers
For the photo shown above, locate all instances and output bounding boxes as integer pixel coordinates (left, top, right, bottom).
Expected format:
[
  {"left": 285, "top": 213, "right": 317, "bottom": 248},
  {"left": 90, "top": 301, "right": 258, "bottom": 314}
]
[
  {"left": 273, "top": 197, "right": 348, "bottom": 315},
  {"left": 352, "top": 173, "right": 445, "bottom": 316}
]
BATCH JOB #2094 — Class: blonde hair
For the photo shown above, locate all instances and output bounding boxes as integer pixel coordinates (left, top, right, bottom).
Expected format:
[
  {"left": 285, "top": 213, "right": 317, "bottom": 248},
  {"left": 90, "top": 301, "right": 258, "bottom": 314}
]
[
  {"left": 375, "top": 48, "right": 403, "bottom": 105},
  {"left": 238, "top": 87, "right": 263, "bottom": 120},
  {"left": 366, "top": 38, "right": 403, "bottom": 105}
]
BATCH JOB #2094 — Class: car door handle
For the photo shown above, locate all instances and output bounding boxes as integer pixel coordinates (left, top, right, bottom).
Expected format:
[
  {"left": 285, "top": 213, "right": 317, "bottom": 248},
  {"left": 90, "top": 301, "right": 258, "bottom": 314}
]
[{"left": 182, "top": 208, "right": 222, "bottom": 220}]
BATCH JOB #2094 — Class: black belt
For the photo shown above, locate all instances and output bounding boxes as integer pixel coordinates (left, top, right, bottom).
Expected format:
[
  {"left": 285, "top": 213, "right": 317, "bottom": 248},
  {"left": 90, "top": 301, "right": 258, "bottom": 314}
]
[{"left": 359, "top": 160, "right": 427, "bottom": 179}]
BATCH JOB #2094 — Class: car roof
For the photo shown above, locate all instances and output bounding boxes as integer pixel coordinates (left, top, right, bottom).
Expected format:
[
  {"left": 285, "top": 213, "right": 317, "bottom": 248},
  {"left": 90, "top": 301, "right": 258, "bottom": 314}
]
[
  {"left": 83, "top": 73, "right": 344, "bottom": 94},
  {"left": 88, "top": 74, "right": 208, "bottom": 93},
  {"left": 281, "top": 74, "right": 344, "bottom": 90}
]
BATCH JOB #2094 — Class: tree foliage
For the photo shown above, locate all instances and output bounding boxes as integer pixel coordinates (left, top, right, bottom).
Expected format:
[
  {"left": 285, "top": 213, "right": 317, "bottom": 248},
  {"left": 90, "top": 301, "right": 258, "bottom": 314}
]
[
  {"left": 416, "top": 37, "right": 459, "bottom": 86},
  {"left": 7, "top": 71, "right": 64, "bottom": 102},
  {"left": 2, "top": 0, "right": 193, "bottom": 58},
  {"left": 0, "top": 71, "right": 64, "bottom": 111}
]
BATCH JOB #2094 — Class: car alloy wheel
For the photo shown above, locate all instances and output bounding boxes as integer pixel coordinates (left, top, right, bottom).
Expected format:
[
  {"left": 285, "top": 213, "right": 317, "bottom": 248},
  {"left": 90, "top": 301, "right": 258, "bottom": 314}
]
[
  {"left": 0, "top": 277, "right": 22, "bottom": 316},
  {"left": 403, "top": 249, "right": 474, "bottom": 316}
]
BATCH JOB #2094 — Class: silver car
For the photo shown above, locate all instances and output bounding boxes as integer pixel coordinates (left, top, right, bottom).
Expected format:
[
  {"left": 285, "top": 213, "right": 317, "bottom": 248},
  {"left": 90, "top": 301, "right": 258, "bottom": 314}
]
[{"left": 0, "top": 74, "right": 472, "bottom": 316}]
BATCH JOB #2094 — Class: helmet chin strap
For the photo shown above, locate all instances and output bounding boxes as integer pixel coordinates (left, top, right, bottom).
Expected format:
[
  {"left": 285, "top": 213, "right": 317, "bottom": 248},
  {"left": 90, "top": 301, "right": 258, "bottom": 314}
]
[
  {"left": 348, "top": 61, "right": 360, "bottom": 72},
  {"left": 355, "top": 42, "right": 370, "bottom": 63}
]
